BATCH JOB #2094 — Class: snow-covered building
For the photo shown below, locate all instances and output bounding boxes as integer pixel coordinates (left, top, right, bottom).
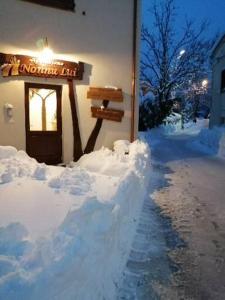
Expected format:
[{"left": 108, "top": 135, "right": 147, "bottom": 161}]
[
  {"left": 0, "top": 0, "right": 141, "bottom": 164},
  {"left": 210, "top": 33, "right": 225, "bottom": 128}
]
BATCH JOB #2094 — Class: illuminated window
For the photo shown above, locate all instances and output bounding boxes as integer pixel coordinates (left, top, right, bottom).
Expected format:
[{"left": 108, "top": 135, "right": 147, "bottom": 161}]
[
  {"left": 29, "top": 88, "right": 57, "bottom": 131},
  {"left": 21, "top": 0, "right": 75, "bottom": 11},
  {"left": 221, "top": 70, "right": 225, "bottom": 93}
]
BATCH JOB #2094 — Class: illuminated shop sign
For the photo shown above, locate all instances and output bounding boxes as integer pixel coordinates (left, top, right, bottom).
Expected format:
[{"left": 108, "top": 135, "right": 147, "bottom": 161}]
[{"left": 0, "top": 53, "right": 84, "bottom": 80}]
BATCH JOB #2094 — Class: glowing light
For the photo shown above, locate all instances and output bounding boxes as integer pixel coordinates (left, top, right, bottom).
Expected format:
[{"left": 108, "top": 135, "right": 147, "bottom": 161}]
[
  {"left": 177, "top": 49, "right": 186, "bottom": 59},
  {"left": 38, "top": 47, "right": 54, "bottom": 64},
  {"left": 202, "top": 79, "right": 208, "bottom": 87},
  {"left": 179, "top": 49, "right": 186, "bottom": 56}
]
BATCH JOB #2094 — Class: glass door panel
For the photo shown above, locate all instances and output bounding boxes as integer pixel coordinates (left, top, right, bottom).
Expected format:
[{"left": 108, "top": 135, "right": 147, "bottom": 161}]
[{"left": 29, "top": 88, "right": 57, "bottom": 131}]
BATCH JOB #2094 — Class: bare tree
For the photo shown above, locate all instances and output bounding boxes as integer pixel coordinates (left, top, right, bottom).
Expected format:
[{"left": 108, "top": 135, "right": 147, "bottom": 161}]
[{"left": 141, "top": 0, "right": 215, "bottom": 105}]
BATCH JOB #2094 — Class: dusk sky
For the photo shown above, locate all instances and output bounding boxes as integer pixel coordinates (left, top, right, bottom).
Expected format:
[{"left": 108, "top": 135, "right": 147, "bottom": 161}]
[{"left": 142, "top": 0, "right": 225, "bottom": 38}]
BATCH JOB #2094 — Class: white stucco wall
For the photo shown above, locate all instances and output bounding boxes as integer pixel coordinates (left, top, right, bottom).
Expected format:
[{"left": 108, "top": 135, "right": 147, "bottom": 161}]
[
  {"left": 210, "top": 42, "right": 225, "bottom": 128},
  {"left": 0, "top": 0, "right": 140, "bottom": 162}
]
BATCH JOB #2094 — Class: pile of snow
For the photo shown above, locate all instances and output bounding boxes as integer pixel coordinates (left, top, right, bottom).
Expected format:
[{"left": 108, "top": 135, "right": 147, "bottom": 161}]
[
  {"left": 160, "top": 118, "right": 209, "bottom": 136},
  {"left": 0, "top": 146, "right": 17, "bottom": 159},
  {"left": 160, "top": 112, "right": 182, "bottom": 134},
  {"left": 218, "top": 134, "right": 225, "bottom": 159},
  {"left": 73, "top": 147, "right": 129, "bottom": 176},
  {"left": 0, "top": 150, "right": 38, "bottom": 184},
  {"left": 0, "top": 140, "right": 150, "bottom": 300},
  {"left": 163, "top": 112, "right": 181, "bottom": 125},
  {"left": 161, "top": 121, "right": 182, "bottom": 135},
  {"left": 139, "top": 119, "right": 211, "bottom": 157},
  {"left": 49, "top": 167, "right": 93, "bottom": 196},
  {"left": 113, "top": 140, "right": 130, "bottom": 155},
  {"left": 195, "top": 126, "right": 225, "bottom": 158}
]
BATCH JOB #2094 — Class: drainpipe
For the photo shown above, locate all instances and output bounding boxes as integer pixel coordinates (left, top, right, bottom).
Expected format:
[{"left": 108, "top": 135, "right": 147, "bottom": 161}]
[{"left": 131, "top": 0, "right": 138, "bottom": 142}]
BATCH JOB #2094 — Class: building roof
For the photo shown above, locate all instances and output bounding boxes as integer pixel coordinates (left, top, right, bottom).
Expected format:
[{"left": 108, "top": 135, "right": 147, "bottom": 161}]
[{"left": 211, "top": 33, "right": 225, "bottom": 58}]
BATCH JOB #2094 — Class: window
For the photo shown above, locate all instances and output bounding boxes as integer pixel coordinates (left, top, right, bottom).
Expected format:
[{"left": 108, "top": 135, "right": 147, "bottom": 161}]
[
  {"left": 29, "top": 88, "right": 57, "bottom": 131},
  {"left": 221, "top": 117, "right": 225, "bottom": 125},
  {"left": 21, "top": 0, "right": 75, "bottom": 11},
  {"left": 221, "top": 70, "right": 225, "bottom": 93},
  {"left": 25, "top": 82, "right": 62, "bottom": 132}
]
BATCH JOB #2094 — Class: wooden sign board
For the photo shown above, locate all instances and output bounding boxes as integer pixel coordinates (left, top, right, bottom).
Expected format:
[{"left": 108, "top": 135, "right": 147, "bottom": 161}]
[
  {"left": 87, "top": 87, "right": 123, "bottom": 102},
  {"left": 91, "top": 106, "right": 124, "bottom": 122},
  {"left": 0, "top": 53, "right": 84, "bottom": 80}
]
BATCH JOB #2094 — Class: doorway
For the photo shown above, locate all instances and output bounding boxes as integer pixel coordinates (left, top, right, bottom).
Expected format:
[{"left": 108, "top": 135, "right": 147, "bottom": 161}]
[{"left": 25, "top": 83, "right": 62, "bottom": 165}]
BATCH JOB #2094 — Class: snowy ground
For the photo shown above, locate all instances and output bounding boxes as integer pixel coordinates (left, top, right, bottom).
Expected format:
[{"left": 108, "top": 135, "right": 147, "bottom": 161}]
[
  {"left": 140, "top": 120, "right": 225, "bottom": 299},
  {"left": 1, "top": 120, "right": 225, "bottom": 299},
  {"left": 0, "top": 142, "right": 150, "bottom": 300}
]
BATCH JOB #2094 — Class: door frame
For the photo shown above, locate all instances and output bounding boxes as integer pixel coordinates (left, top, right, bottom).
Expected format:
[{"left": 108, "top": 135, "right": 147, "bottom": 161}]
[{"left": 24, "top": 82, "right": 62, "bottom": 163}]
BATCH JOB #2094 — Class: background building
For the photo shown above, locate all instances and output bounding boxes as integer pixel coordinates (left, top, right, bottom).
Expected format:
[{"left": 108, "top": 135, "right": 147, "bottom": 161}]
[{"left": 210, "top": 33, "right": 225, "bottom": 127}]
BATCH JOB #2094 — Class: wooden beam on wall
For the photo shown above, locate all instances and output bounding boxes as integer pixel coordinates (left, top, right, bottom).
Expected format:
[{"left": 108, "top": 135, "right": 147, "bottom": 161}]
[
  {"left": 131, "top": 0, "right": 138, "bottom": 142},
  {"left": 68, "top": 79, "right": 83, "bottom": 161},
  {"left": 84, "top": 100, "right": 109, "bottom": 154}
]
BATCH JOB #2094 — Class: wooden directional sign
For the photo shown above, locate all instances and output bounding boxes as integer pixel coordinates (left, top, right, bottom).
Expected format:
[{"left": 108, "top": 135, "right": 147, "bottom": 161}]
[
  {"left": 0, "top": 53, "right": 84, "bottom": 80},
  {"left": 87, "top": 87, "right": 123, "bottom": 102},
  {"left": 91, "top": 106, "right": 124, "bottom": 122}
]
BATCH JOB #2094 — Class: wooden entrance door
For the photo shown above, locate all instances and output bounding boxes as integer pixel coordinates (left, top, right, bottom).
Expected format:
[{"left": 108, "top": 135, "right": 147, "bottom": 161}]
[{"left": 25, "top": 83, "right": 62, "bottom": 165}]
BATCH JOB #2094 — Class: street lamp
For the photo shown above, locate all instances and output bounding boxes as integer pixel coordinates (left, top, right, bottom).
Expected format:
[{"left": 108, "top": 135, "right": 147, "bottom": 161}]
[
  {"left": 202, "top": 79, "right": 208, "bottom": 88},
  {"left": 179, "top": 49, "right": 186, "bottom": 56},
  {"left": 177, "top": 49, "right": 186, "bottom": 60}
]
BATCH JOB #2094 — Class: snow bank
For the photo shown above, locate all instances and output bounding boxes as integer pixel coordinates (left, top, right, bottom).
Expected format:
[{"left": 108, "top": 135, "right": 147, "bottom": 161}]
[
  {"left": 0, "top": 146, "right": 17, "bottom": 159},
  {"left": 0, "top": 148, "right": 64, "bottom": 184},
  {"left": 160, "top": 118, "right": 209, "bottom": 136},
  {"left": 49, "top": 167, "right": 93, "bottom": 196},
  {"left": 195, "top": 126, "right": 225, "bottom": 158},
  {"left": 140, "top": 118, "right": 209, "bottom": 142},
  {"left": 0, "top": 150, "right": 38, "bottom": 184},
  {"left": 0, "top": 140, "right": 151, "bottom": 300},
  {"left": 161, "top": 121, "right": 182, "bottom": 135},
  {"left": 113, "top": 140, "right": 130, "bottom": 155},
  {"left": 218, "top": 134, "right": 225, "bottom": 159},
  {"left": 163, "top": 112, "right": 182, "bottom": 125},
  {"left": 74, "top": 147, "right": 129, "bottom": 177}
]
